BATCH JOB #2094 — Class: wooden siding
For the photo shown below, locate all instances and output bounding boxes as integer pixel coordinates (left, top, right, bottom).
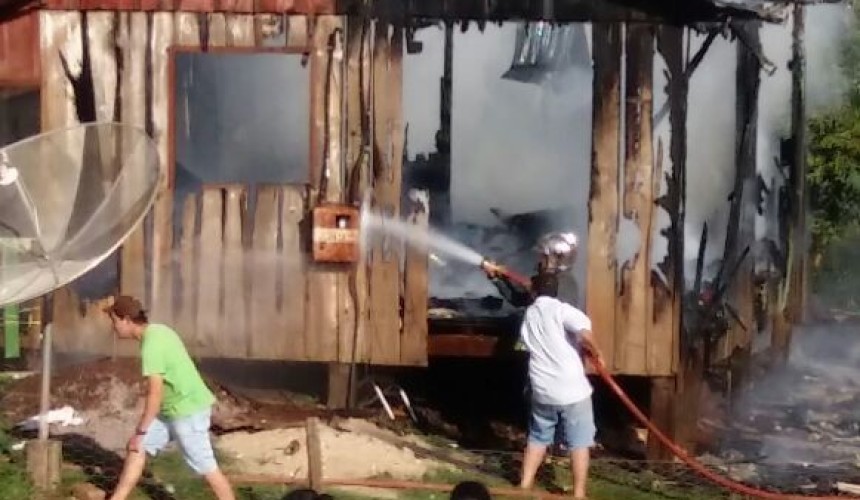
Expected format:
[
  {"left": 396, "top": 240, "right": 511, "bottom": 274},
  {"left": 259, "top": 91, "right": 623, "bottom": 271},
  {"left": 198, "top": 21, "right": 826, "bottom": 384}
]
[
  {"left": 41, "top": 12, "right": 427, "bottom": 366},
  {"left": 586, "top": 24, "right": 678, "bottom": 377},
  {"left": 0, "top": 13, "right": 40, "bottom": 87},
  {"left": 43, "top": 0, "right": 335, "bottom": 14}
]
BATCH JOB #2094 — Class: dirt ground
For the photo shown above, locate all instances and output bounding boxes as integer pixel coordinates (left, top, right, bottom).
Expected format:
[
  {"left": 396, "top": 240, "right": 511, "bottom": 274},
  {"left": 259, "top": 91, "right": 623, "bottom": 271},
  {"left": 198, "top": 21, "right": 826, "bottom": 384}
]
[
  {"left": 0, "top": 358, "right": 345, "bottom": 451},
  {"left": 0, "top": 357, "right": 465, "bottom": 483},
  {"left": 217, "top": 418, "right": 450, "bottom": 481}
]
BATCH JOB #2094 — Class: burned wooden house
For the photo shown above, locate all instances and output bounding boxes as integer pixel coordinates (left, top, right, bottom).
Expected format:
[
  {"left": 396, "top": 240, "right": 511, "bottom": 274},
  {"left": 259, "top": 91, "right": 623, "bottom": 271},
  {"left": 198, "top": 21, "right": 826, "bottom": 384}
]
[{"left": 0, "top": 0, "right": 813, "bottom": 452}]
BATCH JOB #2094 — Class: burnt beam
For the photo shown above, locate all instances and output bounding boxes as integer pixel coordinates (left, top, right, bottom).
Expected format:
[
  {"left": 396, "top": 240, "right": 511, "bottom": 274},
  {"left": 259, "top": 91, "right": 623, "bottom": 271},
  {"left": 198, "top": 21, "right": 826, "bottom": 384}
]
[{"left": 339, "top": 0, "right": 773, "bottom": 24}]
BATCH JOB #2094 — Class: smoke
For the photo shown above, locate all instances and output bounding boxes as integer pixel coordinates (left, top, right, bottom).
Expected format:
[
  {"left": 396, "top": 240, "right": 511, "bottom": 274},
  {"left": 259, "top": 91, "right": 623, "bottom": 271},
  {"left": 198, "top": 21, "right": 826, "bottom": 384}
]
[
  {"left": 404, "top": 7, "right": 852, "bottom": 301},
  {"left": 174, "top": 52, "right": 310, "bottom": 193}
]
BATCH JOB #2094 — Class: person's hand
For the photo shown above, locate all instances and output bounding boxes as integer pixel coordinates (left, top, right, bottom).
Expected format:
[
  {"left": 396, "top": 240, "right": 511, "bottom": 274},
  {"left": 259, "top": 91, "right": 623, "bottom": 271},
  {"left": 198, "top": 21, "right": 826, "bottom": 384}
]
[
  {"left": 582, "top": 345, "right": 604, "bottom": 370},
  {"left": 589, "top": 350, "right": 606, "bottom": 371},
  {"left": 127, "top": 434, "right": 143, "bottom": 453},
  {"left": 481, "top": 260, "right": 502, "bottom": 279}
]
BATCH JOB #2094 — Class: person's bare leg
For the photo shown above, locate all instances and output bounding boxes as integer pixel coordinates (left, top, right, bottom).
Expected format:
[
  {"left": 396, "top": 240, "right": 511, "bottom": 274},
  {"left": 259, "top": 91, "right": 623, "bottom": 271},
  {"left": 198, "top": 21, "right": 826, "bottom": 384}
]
[
  {"left": 203, "top": 468, "right": 236, "bottom": 500},
  {"left": 569, "top": 447, "right": 590, "bottom": 499},
  {"left": 109, "top": 450, "right": 147, "bottom": 500},
  {"left": 519, "top": 442, "right": 548, "bottom": 489}
]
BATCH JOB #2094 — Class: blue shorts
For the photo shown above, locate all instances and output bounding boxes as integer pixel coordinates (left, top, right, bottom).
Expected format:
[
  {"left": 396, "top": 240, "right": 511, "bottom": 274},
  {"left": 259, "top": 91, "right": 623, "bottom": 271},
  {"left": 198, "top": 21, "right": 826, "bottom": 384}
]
[
  {"left": 141, "top": 407, "right": 218, "bottom": 475},
  {"left": 528, "top": 397, "right": 596, "bottom": 450}
]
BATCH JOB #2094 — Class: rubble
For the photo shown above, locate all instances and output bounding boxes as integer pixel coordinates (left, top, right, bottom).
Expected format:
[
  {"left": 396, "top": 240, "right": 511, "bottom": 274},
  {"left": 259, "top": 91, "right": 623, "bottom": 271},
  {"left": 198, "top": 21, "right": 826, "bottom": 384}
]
[{"left": 708, "top": 322, "right": 860, "bottom": 493}]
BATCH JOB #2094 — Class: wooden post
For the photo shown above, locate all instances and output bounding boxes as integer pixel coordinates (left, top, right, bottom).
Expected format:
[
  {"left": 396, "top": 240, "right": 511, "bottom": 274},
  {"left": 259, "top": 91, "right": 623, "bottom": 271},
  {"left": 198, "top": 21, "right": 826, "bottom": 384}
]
[
  {"left": 585, "top": 22, "right": 622, "bottom": 372},
  {"left": 433, "top": 21, "right": 453, "bottom": 228},
  {"left": 28, "top": 321, "right": 62, "bottom": 490},
  {"left": 651, "top": 25, "right": 691, "bottom": 458},
  {"left": 776, "top": 3, "right": 807, "bottom": 358},
  {"left": 327, "top": 363, "right": 351, "bottom": 409},
  {"left": 721, "top": 21, "right": 761, "bottom": 383},
  {"left": 617, "top": 24, "right": 655, "bottom": 375},
  {"left": 305, "top": 417, "right": 323, "bottom": 491},
  {"left": 647, "top": 377, "right": 675, "bottom": 460}
]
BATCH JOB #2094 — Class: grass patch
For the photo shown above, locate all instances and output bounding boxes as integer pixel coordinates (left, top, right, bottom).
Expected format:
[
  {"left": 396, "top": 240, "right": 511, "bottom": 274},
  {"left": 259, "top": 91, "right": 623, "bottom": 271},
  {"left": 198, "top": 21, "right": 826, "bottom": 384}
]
[
  {"left": 813, "top": 225, "right": 860, "bottom": 311},
  {"left": 0, "top": 456, "right": 34, "bottom": 500}
]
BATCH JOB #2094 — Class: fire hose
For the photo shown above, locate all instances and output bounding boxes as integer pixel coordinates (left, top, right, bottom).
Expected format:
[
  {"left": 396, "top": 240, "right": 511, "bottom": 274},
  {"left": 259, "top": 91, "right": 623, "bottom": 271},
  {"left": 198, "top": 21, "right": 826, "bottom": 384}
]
[{"left": 485, "top": 262, "right": 851, "bottom": 500}]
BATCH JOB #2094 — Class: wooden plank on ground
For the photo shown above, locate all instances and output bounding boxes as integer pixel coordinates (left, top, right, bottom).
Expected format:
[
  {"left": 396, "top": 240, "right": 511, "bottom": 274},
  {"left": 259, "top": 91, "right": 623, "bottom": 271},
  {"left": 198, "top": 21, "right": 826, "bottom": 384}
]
[
  {"left": 282, "top": 186, "right": 307, "bottom": 360},
  {"left": 222, "top": 185, "right": 247, "bottom": 356},
  {"left": 250, "top": 186, "right": 280, "bottom": 357},
  {"left": 196, "top": 188, "right": 223, "bottom": 356},
  {"left": 616, "top": 24, "right": 654, "bottom": 376},
  {"left": 586, "top": 23, "right": 621, "bottom": 372}
]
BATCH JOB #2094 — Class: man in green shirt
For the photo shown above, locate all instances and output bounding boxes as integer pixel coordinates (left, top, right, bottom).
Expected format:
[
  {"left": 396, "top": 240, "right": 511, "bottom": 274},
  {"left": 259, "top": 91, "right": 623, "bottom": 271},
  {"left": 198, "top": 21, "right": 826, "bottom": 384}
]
[{"left": 104, "top": 295, "right": 235, "bottom": 500}]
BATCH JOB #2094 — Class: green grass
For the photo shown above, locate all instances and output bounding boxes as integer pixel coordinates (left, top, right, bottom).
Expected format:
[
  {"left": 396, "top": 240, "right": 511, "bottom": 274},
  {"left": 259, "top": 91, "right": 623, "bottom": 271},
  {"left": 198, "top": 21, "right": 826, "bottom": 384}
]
[
  {"left": 813, "top": 225, "right": 860, "bottom": 311},
  {"left": 0, "top": 456, "right": 34, "bottom": 500}
]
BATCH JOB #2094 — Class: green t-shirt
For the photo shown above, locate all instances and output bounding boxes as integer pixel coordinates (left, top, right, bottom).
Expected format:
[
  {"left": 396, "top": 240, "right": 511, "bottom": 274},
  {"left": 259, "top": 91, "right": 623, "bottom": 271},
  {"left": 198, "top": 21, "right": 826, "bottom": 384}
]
[{"left": 141, "top": 323, "right": 215, "bottom": 420}]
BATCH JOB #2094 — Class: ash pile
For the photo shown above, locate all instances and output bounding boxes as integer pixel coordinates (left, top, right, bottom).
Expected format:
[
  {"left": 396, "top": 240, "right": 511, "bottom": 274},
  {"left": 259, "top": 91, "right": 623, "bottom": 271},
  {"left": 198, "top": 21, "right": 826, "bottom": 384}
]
[{"left": 707, "top": 321, "right": 860, "bottom": 495}]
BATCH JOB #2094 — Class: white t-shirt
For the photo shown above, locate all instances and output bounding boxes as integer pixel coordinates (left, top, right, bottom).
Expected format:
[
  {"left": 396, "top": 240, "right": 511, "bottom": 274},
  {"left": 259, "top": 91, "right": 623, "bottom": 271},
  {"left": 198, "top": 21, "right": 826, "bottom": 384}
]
[{"left": 520, "top": 295, "right": 593, "bottom": 406}]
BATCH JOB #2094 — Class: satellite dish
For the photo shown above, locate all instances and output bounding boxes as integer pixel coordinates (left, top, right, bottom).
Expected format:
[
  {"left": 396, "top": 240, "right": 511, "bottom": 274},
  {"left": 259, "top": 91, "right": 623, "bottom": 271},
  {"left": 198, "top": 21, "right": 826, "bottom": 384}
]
[{"left": 0, "top": 122, "right": 161, "bottom": 308}]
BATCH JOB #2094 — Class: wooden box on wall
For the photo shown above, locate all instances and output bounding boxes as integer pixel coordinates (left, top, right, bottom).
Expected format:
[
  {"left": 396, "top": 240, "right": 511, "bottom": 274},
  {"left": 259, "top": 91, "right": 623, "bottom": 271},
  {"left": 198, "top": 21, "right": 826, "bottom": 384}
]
[{"left": 311, "top": 203, "right": 359, "bottom": 263}]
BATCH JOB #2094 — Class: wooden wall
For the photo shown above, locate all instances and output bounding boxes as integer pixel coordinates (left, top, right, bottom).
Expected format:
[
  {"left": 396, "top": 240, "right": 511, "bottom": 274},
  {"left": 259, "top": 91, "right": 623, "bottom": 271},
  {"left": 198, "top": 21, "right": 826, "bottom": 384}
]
[
  {"left": 586, "top": 24, "right": 681, "bottom": 377},
  {"left": 0, "top": 13, "right": 40, "bottom": 87},
  {"left": 41, "top": 11, "right": 428, "bottom": 366}
]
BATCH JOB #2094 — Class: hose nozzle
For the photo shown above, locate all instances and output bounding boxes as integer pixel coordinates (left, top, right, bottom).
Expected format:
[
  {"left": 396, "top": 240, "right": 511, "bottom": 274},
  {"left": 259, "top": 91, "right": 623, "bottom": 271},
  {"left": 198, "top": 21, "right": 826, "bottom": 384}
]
[{"left": 480, "top": 258, "right": 502, "bottom": 276}]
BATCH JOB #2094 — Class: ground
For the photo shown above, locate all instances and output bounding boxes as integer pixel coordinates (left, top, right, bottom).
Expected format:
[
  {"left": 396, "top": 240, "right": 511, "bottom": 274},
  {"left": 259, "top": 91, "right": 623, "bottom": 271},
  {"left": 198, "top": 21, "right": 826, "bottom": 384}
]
[{"left": 0, "top": 358, "right": 733, "bottom": 500}]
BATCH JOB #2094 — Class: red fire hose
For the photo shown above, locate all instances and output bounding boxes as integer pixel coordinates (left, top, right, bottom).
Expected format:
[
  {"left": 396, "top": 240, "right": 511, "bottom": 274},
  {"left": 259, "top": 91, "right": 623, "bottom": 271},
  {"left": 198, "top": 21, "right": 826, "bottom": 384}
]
[
  {"left": 591, "top": 360, "right": 851, "bottom": 499},
  {"left": 490, "top": 265, "right": 851, "bottom": 499}
]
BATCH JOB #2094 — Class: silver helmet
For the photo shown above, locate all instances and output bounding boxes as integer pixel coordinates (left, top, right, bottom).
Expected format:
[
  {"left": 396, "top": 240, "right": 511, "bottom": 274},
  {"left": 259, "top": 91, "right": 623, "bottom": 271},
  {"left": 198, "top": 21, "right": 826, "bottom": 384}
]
[{"left": 536, "top": 231, "right": 578, "bottom": 272}]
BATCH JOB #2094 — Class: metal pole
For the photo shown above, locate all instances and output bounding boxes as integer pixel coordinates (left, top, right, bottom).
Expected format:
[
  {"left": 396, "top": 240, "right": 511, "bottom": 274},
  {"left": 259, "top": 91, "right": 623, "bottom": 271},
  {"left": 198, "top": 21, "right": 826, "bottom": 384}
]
[{"left": 37, "top": 322, "right": 52, "bottom": 442}]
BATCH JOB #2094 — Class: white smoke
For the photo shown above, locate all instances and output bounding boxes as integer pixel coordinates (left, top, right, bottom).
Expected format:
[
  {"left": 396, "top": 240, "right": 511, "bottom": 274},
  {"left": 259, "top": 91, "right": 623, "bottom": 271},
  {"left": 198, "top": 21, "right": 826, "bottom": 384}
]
[{"left": 404, "top": 7, "right": 852, "bottom": 300}]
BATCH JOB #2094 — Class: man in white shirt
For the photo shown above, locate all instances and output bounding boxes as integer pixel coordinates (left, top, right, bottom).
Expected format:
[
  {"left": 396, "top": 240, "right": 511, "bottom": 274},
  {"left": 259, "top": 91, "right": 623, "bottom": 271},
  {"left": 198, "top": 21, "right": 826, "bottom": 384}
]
[{"left": 518, "top": 273, "right": 603, "bottom": 499}]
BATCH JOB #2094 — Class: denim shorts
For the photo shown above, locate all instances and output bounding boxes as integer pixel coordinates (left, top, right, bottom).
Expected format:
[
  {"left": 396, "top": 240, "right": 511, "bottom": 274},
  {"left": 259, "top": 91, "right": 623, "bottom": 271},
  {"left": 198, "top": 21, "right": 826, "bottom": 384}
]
[
  {"left": 528, "top": 397, "right": 596, "bottom": 450},
  {"left": 141, "top": 407, "right": 217, "bottom": 475}
]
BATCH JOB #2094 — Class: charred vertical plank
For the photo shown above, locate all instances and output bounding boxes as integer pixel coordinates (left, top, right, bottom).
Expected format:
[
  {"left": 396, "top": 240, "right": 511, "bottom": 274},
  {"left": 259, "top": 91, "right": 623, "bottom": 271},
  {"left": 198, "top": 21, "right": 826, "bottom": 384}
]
[
  {"left": 653, "top": 25, "right": 687, "bottom": 376},
  {"left": 387, "top": 25, "right": 413, "bottom": 365},
  {"left": 250, "top": 186, "right": 280, "bottom": 357},
  {"left": 368, "top": 20, "right": 402, "bottom": 365},
  {"left": 222, "top": 185, "right": 247, "bottom": 356},
  {"left": 304, "top": 16, "right": 342, "bottom": 362},
  {"left": 281, "top": 186, "right": 307, "bottom": 360},
  {"left": 402, "top": 190, "right": 429, "bottom": 366},
  {"left": 149, "top": 13, "right": 176, "bottom": 323},
  {"left": 226, "top": 14, "right": 254, "bottom": 47},
  {"left": 782, "top": 4, "right": 807, "bottom": 350},
  {"left": 586, "top": 22, "right": 621, "bottom": 372},
  {"left": 343, "top": 16, "right": 372, "bottom": 367},
  {"left": 177, "top": 192, "right": 199, "bottom": 345},
  {"left": 616, "top": 24, "right": 654, "bottom": 375},
  {"left": 196, "top": 188, "right": 223, "bottom": 356},
  {"left": 120, "top": 13, "right": 148, "bottom": 305},
  {"left": 286, "top": 15, "right": 308, "bottom": 50},
  {"left": 722, "top": 21, "right": 761, "bottom": 360}
]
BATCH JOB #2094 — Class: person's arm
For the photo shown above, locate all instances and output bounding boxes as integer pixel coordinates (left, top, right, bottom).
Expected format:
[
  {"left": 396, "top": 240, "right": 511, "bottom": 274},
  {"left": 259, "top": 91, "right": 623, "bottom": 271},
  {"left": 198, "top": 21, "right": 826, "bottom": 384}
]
[
  {"left": 489, "top": 275, "right": 533, "bottom": 307},
  {"left": 561, "top": 305, "right": 605, "bottom": 368},
  {"left": 136, "top": 375, "right": 164, "bottom": 434}
]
